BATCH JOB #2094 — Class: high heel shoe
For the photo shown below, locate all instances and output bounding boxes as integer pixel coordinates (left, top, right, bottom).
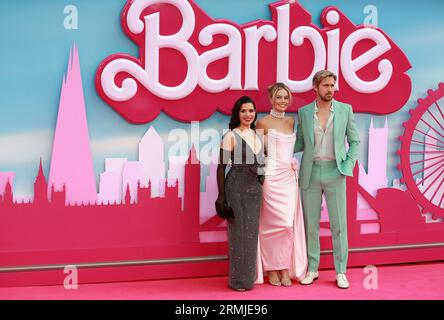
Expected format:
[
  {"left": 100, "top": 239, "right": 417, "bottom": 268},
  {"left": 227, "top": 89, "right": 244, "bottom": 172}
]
[
  {"left": 281, "top": 278, "right": 292, "bottom": 287},
  {"left": 279, "top": 269, "right": 292, "bottom": 287},
  {"left": 268, "top": 271, "right": 281, "bottom": 286},
  {"left": 268, "top": 278, "right": 282, "bottom": 286}
]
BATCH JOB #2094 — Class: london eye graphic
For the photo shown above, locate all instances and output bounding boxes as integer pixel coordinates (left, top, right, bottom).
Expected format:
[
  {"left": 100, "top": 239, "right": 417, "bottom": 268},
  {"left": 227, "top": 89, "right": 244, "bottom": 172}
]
[{"left": 398, "top": 83, "right": 444, "bottom": 219}]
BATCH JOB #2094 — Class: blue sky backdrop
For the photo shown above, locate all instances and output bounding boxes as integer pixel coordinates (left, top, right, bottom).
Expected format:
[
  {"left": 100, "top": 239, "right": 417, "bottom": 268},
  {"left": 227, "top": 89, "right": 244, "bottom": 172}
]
[{"left": 1, "top": 0, "right": 444, "bottom": 195}]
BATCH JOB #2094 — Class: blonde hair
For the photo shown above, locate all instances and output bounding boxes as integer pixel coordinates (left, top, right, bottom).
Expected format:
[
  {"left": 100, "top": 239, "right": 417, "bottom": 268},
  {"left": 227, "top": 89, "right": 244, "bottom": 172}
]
[
  {"left": 312, "top": 70, "right": 337, "bottom": 88},
  {"left": 267, "top": 82, "right": 292, "bottom": 104}
]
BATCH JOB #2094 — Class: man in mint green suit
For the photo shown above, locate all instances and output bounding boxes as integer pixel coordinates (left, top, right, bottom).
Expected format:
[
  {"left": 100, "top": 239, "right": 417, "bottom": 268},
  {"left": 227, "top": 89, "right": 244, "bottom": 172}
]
[{"left": 294, "top": 70, "right": 360, "bottom": 289}]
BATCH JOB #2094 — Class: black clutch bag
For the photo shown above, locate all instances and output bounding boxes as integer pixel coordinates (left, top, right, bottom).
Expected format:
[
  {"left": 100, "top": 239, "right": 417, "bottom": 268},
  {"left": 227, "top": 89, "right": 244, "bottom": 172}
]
[{"left": 215, "top": 199, "right": 234, "bottom": 219}]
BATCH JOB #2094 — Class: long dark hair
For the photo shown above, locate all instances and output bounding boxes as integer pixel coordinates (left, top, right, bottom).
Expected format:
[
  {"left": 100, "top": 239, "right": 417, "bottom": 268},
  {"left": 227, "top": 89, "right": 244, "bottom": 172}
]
[{"left": 228, "top": 96, "right": 257, "bottom": 130}]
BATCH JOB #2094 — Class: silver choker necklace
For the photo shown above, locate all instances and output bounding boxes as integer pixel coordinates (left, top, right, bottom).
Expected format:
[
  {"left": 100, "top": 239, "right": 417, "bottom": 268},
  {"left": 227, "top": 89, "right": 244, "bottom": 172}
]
[{"left": 270, "top": 109, "right": 285, "bottom": 119}]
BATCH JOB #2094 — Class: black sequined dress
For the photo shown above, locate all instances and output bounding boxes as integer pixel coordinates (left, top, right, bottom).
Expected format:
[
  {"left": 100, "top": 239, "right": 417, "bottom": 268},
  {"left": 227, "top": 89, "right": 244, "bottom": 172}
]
[{"left": 225, "top": 131, "right": 264, "bottom": 290}]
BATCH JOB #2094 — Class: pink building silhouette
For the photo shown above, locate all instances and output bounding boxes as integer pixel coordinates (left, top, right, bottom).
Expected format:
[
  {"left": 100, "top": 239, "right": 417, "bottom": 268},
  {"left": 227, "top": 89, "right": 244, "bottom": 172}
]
[
  {"left": 200, "top": 157, "right": 218, "bottom": 222},
  {"left": 0, "top": 172, "right": 14, "bottom": 199},
  {"left": 98, "top": 158, "right": 128, "bottom": 204},
  {"left": 357, "top": 118, "right": 389, "bottom": 233},
  {"left": 167, "top": 155, "right": 187, "bottom": 208},
  {"left": 139, "top": 127, "right": 165, "bottom": 197},
  {"left": 0, "top": 150, "right": 203, "bottom": 262},
  {"left": 199, "top": 157, "right": 226, "bottom": 243},
  {"left": 122, "top": 161, "right": 144, "bottom": 203},
  {"left": 48, "top": 44, "right": 97, "bottom": 205},
  {"left": 182, "top": 146, "right": 200, "bottom": 243}
]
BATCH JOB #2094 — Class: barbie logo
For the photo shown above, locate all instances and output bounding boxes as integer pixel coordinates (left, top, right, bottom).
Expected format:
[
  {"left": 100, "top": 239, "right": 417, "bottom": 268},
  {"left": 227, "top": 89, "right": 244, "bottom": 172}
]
[{"left": 96, "top": 0, "right": 411, "bottom": 123}]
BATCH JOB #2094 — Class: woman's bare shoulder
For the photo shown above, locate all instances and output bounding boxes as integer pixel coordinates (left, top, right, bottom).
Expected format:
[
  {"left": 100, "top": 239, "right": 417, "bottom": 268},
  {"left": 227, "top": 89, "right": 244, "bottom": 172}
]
[
  {"left": 257, "top": 115, "right": 272, "bottom": 127},
  {"left": 221, "top": 130, "right": 236, "bottom": 151}
]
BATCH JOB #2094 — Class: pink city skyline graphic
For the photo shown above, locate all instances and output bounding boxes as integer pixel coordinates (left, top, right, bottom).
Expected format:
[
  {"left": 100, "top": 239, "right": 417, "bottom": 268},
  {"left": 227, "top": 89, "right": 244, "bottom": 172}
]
[{"left": 1, "top": 45, "right": 444, "bottom": 286}]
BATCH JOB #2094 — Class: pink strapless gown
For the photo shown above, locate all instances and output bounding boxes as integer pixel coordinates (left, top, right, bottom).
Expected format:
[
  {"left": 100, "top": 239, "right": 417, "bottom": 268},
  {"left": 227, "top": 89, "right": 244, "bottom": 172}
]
[{"left": 256, "top": 131, "right": 307, "bottom": 282}]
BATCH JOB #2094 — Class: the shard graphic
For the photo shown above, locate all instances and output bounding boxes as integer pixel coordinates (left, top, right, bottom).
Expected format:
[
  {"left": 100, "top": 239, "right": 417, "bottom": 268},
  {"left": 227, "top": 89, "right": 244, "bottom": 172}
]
[{"left": 48, "top": 44, "right": 97, "bottom": 205}]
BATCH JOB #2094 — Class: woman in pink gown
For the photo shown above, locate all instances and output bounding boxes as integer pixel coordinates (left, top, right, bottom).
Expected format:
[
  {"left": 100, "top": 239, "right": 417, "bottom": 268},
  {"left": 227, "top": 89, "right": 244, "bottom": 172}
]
[{"left": 255, "top": 83, "right": 307, "bottom": 287}]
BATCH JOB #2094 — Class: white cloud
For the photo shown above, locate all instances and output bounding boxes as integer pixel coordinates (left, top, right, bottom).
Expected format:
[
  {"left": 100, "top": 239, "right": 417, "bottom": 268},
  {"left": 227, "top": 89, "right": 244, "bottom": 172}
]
[
  {"left": 0, "top": 131, "right": 52, "bottom": 164},
  {"left": 90, "top": 131, "right": 172, "bottom": 158},
  {"left": 0, "top": 128, "right": 163, "bottom": 165},
  {"left": 0, "top": 131, "right": 144, "bottom": 166},
  {"left": 90, "top": 135, "right": 141, "bottom": 157},
  {"left": 0, "top": 127, "right": 221, "bottom": 167}
]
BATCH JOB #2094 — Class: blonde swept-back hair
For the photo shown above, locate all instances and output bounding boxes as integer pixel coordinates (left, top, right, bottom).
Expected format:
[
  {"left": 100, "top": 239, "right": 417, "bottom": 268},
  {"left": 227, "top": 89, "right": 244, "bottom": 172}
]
[
  {"left": 267, "top": 82, "right": 292, "bottom": 104},
  {"left": 312, "top": 70, "right": 337, "bottom": 88}
]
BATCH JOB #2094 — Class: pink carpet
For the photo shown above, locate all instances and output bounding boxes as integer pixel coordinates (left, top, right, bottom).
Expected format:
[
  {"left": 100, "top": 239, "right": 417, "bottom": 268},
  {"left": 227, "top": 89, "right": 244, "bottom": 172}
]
[{"left": 1, "top": 261, "right": 443, "bottom": 300}]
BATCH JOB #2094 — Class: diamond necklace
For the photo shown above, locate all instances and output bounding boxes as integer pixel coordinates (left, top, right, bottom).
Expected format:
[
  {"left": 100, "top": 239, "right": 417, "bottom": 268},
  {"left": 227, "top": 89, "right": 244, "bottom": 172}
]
[{"left": 270, "top": 109, "right": 285, "bottom": 119}]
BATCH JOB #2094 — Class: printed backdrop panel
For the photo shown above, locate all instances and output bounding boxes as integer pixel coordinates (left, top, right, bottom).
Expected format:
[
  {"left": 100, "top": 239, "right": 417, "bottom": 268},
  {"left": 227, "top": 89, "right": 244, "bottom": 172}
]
[{"left": 1, "top": 0, "right": 444, "bottom": 286}]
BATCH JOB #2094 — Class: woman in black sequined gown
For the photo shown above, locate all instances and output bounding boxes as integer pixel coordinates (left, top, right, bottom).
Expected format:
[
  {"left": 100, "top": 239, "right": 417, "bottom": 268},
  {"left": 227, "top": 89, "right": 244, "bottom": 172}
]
[{"left": 216, "top": 96, "right": 264, "bottom": 291}]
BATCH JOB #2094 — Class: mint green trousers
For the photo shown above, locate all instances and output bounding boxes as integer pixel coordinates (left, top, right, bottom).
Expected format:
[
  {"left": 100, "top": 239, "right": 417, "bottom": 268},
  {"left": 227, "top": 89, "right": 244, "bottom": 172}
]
[{"left": 301, "top": 160, "right": 348, "bottom": 274}]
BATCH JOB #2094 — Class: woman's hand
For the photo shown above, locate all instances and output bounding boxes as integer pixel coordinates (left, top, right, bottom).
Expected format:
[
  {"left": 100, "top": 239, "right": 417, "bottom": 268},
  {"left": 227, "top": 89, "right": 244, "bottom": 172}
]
[{"left": 215, "top": 194, "right": 234, "bottom": 219}]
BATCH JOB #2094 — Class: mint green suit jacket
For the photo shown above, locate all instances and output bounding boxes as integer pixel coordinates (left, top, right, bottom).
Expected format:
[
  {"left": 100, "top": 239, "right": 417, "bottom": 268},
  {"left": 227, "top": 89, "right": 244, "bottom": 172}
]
[{"left": 294, "top": 100, "right": 360, "bottom": 190}]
